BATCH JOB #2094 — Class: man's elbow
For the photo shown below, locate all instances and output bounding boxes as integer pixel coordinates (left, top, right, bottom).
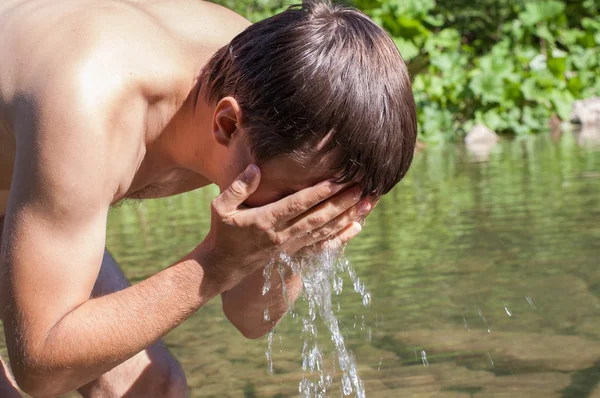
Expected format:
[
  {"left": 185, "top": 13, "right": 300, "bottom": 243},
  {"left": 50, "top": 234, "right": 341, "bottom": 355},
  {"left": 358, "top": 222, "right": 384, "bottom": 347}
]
[
  {"left": 11, "top": 354, "right": 75, "bottom": 398},
  {"left": 223, "top": 308, "right": 275, "bottom": 340},
  {"left": 239, "top": 325, "right": 271, "bottom": 340},
  {"left": 226, "top": 314, "right": 272, "bottom": 340}
]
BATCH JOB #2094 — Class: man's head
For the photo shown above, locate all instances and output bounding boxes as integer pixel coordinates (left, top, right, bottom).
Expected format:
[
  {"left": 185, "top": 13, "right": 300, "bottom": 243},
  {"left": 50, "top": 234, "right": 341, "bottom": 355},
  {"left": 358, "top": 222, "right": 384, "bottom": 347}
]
[{"left": 202, "top": 0, "right": 417, "bottom": 207}]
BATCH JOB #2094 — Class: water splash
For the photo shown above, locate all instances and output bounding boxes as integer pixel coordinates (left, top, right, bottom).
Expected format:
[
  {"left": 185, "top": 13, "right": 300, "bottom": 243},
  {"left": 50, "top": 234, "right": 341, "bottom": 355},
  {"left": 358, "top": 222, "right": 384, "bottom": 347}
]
[
  {"left": 477, "top": 307, "right": 492, "bottom": 333},
  {"left": 504, "top": 303, "right": 512, "bottom": 317},
  {"left": 462, "top": 313, "right": 470, "bottom": 331},
  {"left": 486, "top": 352, "right": 495, "bottom": 368},
  {"left": 262, "top": 261, "right": 274, "bottom": 295},
  {"left": 263, "top": 248, "right": 370, "bottom": 397},
  {"left": 525, "top": 296, "right": 536, "bottom": 309},
  {"left": 420, "top": 350, "right": 429, "bottom": 366},
  {"left": 266, "top": 330, "right": 274, "bottom": 374}
]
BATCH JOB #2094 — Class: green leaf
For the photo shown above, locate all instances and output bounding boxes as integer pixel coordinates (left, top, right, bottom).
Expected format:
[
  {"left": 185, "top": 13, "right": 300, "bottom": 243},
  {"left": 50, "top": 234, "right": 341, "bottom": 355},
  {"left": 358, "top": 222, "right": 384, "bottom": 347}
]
[
  {"left": 430, "top": 53, "right": 455, "bottom": 71},
  {"left": 549, "top": 90, "right": 575, "bottom": 121},
  {"left": 559, "top": 29, "right": 585, "bottom": 46},
  {"left": 395, "top": 17, "right": 430, "bottom": 40},
  {"left": 423, "top": 14, "right": 445, "bottom": 27},
  {"left": 389, "top": 0, "right": 435, "bottom": 19},
  {"left": 424, "top": 29, "right": 461, "bottom": 53},
  {"left": 482, "top": 109, "right": 505, "bottom": 131},
  {"left": 582, "top": 17, "right": 600, "bottom": 32},
  {"left": 521, "top": 78, "right": 545, "bottom": 102},
  {"left": 522, "top": 106, "right": 549, "bottom": 133},
  {"left": 393, "top": 37, "right": 420, "bottom": 60},
  {"left": 547, "top": 50, "right": 567, "bottom": 79},
  {"left": 519, "top": 1, "right": 566, "bottom": 26},
  {"left": 469, "top": 71, "right": 505, "bottom": 104},
  {"left": 567, "top": 76, "right": 582, "bottom": 95},
  {"left": 536, "top": 25, "right": 555, "bottom": 43}
]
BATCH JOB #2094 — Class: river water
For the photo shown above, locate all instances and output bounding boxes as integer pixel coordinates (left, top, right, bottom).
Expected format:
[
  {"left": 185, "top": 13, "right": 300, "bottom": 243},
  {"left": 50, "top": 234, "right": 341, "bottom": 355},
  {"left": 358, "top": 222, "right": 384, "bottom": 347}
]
[{"left": 2, "top": 133, "right": 600, "bottom": 397}]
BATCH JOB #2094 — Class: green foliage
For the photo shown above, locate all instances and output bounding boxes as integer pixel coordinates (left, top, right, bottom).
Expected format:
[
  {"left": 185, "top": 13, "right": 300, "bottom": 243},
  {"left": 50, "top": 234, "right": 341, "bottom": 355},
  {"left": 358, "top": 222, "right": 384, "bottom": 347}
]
[
  {"left": 368, "top": 0, "right": 600, "bottom": 141},
  {"left": 211, "top": 0, "right": 600, "bottom": 141}
]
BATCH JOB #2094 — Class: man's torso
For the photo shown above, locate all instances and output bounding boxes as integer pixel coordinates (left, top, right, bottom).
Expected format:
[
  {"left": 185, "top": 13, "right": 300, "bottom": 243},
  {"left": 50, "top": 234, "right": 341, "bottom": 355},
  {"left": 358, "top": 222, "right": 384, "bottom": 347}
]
[{"left": 0, "top": 0, "right": 249, "bottom": 216}]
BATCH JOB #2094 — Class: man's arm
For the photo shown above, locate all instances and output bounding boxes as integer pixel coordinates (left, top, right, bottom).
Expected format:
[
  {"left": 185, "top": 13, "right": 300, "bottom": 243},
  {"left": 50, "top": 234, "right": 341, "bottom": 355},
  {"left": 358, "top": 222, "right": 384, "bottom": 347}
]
[
  {"left": 222, "top": 265, "right": 303, "bottom": 339},
  {"left": 0, "top": 81, "right": 222, "bottom": 396},
  {"left": 1, "top": 85, "right": 359, "bottom": 396}
]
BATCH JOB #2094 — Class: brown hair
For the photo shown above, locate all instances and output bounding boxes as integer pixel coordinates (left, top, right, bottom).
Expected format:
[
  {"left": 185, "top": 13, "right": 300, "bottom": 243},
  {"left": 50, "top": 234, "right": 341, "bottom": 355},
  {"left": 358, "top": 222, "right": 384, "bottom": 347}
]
[{"left": 203, "top": 0, "right": 417, "bottom": 196}]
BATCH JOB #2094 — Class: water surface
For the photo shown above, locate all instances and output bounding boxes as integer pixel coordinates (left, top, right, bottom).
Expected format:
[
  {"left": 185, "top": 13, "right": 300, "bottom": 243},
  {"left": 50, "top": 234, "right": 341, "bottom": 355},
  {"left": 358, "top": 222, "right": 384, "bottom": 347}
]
[{"left": 5, "top": 133, "right": 600, "bottom": 397}]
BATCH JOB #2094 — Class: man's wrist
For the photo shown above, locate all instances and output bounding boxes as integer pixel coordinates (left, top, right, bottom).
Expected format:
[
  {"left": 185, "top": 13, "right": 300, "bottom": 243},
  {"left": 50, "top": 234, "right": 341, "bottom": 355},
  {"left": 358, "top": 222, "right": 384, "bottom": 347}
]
[{"left": 187, "top": 240, "right": 228, "bottom": 299}]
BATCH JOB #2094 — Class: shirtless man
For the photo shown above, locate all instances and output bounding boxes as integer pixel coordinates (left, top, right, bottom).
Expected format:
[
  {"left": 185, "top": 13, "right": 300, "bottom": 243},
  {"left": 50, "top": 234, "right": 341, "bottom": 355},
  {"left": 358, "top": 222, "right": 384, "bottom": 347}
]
[{"left": 0, "top": 0, "right": 417, "bottom": 396}]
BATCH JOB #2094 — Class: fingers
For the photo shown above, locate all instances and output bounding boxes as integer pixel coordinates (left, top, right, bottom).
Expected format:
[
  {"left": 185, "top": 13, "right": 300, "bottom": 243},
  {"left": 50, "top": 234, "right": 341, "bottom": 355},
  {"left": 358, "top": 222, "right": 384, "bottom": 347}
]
[
  {"left": 213, "top": 165, "right": 261, "bottom": 214},
  {"left": 282, "top": 186, "right": 364, "bottom": 239},
  {"left": 326, "top": 221, "right": 362, "bottom": 249},
  {"left": 285, "top": 198, "right": 371, "bottom": 251},
  {"left": 260, "top": 180, "right": 349, "bottom": 225},
  {"left": 296, "top": 222, "right": 362, "bottom": 257},
  {"left": 282, "top": 196, "right": 371, "bottom": 254}
]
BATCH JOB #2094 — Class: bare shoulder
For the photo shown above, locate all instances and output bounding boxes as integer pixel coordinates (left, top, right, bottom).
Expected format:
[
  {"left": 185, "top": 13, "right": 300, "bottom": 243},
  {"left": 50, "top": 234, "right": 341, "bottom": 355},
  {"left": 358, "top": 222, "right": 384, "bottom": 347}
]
[
  {"left": 2, "top": 0, "right": 251, "bottom": 104},
  {"left": 1, "top": 0, "right": 251, "bottom": 198},
  {"left": 2, "top": 0, "right": 251, "bottom": 123}
]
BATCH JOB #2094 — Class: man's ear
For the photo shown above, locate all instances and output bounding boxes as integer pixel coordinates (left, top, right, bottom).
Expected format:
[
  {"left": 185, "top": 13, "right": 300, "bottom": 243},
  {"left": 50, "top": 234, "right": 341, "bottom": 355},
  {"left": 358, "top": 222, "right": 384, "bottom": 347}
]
[{"left": 213, "top": 97, "right": 242, "bottom": 147}]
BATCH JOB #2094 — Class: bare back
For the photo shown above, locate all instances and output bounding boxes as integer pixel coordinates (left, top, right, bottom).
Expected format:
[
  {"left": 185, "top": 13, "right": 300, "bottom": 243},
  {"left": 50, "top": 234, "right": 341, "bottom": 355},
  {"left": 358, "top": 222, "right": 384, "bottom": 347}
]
[{"left": 0, "top": 0, "right": 250, "bottom": 216}]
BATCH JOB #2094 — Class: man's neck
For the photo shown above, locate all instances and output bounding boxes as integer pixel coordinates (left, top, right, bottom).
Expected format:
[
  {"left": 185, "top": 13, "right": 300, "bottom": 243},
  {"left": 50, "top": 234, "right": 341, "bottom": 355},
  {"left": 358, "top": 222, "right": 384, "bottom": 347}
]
[{"left": 131, "top": 79, "right": 217, "bottom": 193}]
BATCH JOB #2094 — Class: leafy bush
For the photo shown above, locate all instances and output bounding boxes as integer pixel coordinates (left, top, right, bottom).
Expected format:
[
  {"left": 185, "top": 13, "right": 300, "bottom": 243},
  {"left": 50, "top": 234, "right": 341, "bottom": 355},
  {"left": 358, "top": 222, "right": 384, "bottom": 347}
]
[{"left": 212, "top": 0, "right": 600, "bottom": 141}]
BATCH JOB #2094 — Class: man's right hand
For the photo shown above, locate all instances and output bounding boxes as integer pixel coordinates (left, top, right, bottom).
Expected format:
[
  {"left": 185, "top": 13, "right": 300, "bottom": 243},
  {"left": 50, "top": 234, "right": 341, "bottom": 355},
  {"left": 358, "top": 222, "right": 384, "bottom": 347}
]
[{"left": 195, "top": 164, "right": 371, "bottom": 293}]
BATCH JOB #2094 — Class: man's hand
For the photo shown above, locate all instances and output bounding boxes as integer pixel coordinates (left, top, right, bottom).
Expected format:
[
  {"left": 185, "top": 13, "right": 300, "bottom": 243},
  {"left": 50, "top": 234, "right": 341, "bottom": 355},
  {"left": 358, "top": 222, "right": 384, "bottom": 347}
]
[
  {"left": 195, "top": 164, "right": 374, "bottom": 294},
  {"left": 210, "top": 165, "right": 378, "bottom": 339}
]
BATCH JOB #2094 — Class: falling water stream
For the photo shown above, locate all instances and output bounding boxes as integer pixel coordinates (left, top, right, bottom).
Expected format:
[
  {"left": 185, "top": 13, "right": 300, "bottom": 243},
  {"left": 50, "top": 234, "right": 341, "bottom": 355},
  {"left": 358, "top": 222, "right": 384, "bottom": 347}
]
[{"left": 263, "top": 249, "right": 372, "bottom": 397}]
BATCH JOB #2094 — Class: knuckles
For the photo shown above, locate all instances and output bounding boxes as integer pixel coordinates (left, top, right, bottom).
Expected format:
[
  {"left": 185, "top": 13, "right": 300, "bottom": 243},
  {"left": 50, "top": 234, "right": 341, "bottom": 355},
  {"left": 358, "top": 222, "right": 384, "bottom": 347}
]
[
  {"left": 307, "top": 215, "right": 326, "bottom": 228},
  {"left": 228, "top": 179, "right": 247, "bottom": 197},
  {"left": 267, "top": 230, "right": 284, "bottom": 246}
]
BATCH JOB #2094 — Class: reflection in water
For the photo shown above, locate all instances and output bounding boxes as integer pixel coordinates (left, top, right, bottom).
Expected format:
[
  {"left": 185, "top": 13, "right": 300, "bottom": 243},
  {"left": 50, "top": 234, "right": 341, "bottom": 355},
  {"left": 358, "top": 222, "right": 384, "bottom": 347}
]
[{"left": 2, "top": 133, "right": 599, "bottom": 397}]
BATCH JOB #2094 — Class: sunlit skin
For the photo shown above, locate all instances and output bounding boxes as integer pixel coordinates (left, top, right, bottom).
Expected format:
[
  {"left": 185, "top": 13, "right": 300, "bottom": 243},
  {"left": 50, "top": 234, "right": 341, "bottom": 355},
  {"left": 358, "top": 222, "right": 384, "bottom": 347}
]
[{"left": 0, "top": 0, "right": 376, "bottom": 397}]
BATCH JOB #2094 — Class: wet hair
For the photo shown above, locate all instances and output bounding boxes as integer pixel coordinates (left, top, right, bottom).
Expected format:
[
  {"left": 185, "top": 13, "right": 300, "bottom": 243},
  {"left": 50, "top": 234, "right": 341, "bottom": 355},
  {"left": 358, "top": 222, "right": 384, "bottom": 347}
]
[{"left": 203, "top": 0, "right": 417, "bottom": 196}]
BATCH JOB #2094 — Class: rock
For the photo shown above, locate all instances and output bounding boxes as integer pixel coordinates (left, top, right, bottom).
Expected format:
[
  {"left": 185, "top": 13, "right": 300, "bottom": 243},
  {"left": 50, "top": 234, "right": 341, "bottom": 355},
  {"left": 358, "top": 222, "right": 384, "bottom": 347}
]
[
  {"left": 570, "top": 97, "right": 600, "bottom": 127},
  {"left": 393, "top": 329, "right": 600, "bottom": 371},
  {"left": 465, "top": 124, "right": 500, "bottom": 162},
  {"left": 570, "top": 97, "right": 600, "bottom": 147}
]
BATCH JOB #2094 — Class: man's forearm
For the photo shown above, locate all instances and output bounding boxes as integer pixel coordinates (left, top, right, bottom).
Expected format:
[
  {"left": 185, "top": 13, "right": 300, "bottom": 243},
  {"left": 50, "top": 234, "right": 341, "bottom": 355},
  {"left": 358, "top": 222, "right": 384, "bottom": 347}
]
[
  {"left": 8, "top": 250, "right": 217, "bottom": 397},
  {"left": 221, "top": 261, "right": 303, "bottom": 339}
]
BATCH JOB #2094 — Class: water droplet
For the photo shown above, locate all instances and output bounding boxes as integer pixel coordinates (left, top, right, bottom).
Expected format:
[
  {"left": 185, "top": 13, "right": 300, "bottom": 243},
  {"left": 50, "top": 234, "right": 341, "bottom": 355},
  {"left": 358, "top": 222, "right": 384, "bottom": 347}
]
[
  {"left": 262, "top": 261, "right": 274, "bottom": 295},
  {"left": 487, "top": 352, "right": 495, "bottom": 368},
  {"left": 504, "top": 303, "right": 512, "bottom": 317},
  {"left": 421, "top": 350, "right": 429, "bottom": 366},
  {"left": 462, "top": 313, "right": 470, "bottom": 331},
  {"left": 266, "top": 330, "right": 274, "bottom": 374},
  {"left": 526, "top": 296, "right": 536, "bottom": 309},
  {"left": 477, "top": 307, "right": 492, "bottom": 333}
]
